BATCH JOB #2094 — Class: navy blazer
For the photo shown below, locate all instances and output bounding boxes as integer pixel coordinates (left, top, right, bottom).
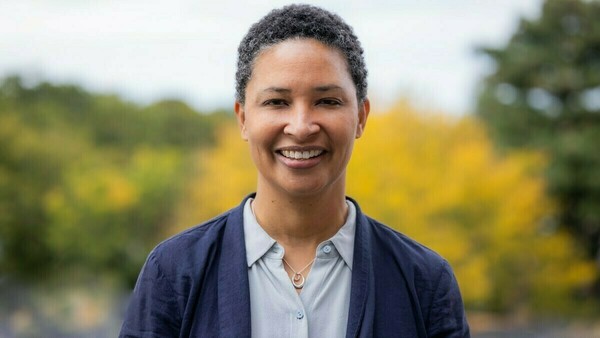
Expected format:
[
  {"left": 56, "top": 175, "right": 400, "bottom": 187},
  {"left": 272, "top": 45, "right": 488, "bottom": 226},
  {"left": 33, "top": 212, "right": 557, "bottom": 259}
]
[{"left": 120, "top": 195, "right": 470, "bottom": 337}]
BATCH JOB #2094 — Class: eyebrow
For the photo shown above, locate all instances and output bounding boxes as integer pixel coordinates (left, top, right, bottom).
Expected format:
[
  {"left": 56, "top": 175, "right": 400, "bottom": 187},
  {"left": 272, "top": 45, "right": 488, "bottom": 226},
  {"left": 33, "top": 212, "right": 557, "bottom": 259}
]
[
  {"left": 261, "top": 85, "right": 343, "bottom": 94},
  {"left": 262, "top": 87, "right": 291, "bottom": 94},
  {"left": 314, "top": 85, "right": 343, "bottom": 92}
]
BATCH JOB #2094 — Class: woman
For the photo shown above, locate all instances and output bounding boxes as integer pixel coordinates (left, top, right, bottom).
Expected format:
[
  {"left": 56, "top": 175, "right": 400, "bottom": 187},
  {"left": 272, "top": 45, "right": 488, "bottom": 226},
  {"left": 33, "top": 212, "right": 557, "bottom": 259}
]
[{"left": 120, "top": 4, "right": 469, "bottom": 337}]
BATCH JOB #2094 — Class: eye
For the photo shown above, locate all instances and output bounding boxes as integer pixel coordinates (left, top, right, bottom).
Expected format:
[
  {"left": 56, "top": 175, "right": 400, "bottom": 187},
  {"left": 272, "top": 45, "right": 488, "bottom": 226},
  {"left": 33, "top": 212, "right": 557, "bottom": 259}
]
[
  {"left": 318, "top": 98, "right": 342, "bottom": 106},
  {"left": 262, "top": 98, "right": 288, "bottom": 107}
]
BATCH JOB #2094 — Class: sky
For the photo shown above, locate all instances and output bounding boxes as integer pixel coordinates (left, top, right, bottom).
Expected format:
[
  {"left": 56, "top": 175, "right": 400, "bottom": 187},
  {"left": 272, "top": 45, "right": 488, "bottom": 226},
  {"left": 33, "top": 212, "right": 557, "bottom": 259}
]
[{"left": 0, "top": 0, "right": 544, "bottom": 115}]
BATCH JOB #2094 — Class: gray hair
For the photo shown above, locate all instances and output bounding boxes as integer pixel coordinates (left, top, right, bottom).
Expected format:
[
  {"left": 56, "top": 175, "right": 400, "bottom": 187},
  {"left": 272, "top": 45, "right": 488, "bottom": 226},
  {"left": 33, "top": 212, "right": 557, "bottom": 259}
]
[{"left": 235, "top": 4, "right": 368, "bottom": 104}]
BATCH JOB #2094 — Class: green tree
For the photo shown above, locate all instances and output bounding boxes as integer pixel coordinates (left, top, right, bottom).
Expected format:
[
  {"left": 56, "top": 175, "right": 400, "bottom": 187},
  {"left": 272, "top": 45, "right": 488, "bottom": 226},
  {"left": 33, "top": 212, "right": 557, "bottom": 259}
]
[
  {"left": 477, "top": 0, "right": 600, "bottom": 269},
  {"left": 0, "top": 76, "right": 226, "bottom": 287}
]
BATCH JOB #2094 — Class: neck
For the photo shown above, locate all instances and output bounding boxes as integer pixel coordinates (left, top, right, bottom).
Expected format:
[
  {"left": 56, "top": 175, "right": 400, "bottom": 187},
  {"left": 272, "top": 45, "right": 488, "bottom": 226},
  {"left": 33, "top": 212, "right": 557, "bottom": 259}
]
[{"left": 252, "top": 184, "right": 348, "bottom": 250}]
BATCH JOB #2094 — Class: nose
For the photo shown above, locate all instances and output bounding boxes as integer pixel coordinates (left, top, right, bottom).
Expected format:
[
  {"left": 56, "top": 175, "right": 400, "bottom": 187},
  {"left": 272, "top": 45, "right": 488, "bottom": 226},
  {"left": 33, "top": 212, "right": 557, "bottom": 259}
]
[{"left": 283, "top": 103, "right": 320, "bottom": 140}]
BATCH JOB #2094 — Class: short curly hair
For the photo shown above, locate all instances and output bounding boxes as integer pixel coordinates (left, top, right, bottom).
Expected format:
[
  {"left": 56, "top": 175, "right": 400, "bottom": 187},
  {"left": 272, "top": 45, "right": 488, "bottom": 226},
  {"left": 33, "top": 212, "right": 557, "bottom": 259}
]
[{"left": 235, "top": 4, "right": 368, "bottom": 104}]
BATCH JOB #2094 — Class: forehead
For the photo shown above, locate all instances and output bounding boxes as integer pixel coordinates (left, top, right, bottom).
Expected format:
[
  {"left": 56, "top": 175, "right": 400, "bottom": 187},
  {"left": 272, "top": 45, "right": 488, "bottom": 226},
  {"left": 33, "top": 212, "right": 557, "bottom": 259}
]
[{"left": 248, "top": 38, "right": 354, "bottom": 92}]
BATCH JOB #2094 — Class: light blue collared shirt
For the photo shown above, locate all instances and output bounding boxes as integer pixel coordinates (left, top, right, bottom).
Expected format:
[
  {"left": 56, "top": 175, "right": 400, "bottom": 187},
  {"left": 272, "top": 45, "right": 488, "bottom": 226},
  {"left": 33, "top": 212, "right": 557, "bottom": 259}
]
[{"left": 243, "top": 198, "right": 356, "bottom": 338}]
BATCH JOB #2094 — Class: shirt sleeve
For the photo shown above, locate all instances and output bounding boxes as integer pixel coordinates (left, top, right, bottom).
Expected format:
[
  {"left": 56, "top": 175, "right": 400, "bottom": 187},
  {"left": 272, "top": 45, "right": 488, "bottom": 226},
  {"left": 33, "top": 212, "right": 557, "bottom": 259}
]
[
  {"left": 119, "top": 252, "right": 182, "bottom": 338},
  {"left": 427, "top": 260, "right": 470, "bottom": 338}
]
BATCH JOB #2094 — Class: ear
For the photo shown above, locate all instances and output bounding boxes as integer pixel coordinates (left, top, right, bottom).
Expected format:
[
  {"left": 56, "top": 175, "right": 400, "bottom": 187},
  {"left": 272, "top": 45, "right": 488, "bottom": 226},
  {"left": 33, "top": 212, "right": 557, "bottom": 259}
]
[
  {"left": 234, "top": 101, "right": 249, "bottom": 141},
  {"left": 355, "top": 98, "right": 370, "bottom": 139}
]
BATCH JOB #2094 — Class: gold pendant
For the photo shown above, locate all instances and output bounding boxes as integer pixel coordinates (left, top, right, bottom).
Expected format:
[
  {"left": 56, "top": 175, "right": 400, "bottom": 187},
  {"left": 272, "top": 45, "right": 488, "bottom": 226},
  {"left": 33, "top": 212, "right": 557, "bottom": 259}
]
[{"left": 292, "top": 273, "right": 305, "bottom": 289}]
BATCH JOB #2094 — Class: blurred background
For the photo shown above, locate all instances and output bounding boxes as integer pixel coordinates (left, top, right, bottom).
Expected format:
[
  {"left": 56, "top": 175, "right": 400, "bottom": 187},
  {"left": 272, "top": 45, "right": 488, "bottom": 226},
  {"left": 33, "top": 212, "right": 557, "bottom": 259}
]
[{"left": 1, "top": 0, "right": 599, "bottom": 336}]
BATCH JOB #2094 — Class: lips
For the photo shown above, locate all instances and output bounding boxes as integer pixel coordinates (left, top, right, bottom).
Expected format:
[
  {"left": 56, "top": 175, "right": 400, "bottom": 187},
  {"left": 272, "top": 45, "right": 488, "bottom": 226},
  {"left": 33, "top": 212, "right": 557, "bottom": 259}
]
[
  {"left": 276, "top": 147, "right": 326, "bottom": 169},
  {"left": 280, "top": 149, "right": 324, "bottom": 160}
]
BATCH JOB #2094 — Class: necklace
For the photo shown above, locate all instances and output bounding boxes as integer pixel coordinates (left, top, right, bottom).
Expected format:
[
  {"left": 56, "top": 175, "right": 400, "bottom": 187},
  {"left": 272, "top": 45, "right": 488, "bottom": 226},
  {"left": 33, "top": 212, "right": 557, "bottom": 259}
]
[
  {"left": 282, "top": 257, "right": 315, "bottom": 289},
  {"left": 250, "top": 200, "right": 315, "bottom": 289}
]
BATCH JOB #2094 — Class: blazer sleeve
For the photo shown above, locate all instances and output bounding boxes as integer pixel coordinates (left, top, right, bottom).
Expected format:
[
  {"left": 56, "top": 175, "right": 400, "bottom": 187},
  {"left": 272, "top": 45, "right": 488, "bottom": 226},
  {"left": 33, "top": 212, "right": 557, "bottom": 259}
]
[
  {"left": 427, "top": 260, "right": 470, "bottom": 338},
  {"left": 119, "top": 252, "right": 182, "bottom": 338}
]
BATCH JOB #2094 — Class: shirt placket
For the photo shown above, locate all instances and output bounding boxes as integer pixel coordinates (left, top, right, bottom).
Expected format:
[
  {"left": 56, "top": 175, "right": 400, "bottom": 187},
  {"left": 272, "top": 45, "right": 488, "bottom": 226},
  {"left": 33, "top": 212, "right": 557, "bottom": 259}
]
[{"left": 270, "top": 243, "right": 309, "bottom": 338}]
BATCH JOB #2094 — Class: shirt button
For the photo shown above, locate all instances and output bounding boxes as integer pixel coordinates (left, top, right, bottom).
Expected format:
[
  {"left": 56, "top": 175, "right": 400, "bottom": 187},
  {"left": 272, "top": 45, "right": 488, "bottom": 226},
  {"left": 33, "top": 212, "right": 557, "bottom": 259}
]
[
  {"left": 323, "top": 245, "right": 332, "bottom": 254},
  {"left": 296, "top": 310, "right": 304, "bottom": 320}
]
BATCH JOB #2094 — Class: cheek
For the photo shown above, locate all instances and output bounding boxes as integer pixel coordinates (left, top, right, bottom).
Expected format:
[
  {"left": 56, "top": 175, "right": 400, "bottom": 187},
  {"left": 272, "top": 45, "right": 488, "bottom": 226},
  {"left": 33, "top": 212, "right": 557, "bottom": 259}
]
[
  {"left": 329, "top": 116, "right": 359, "bottom": 141},
  {"left": 247, "top": 138, "right": 271, "bottom": 168},
  {"left": 245, "top": 122, "right": 279, "bottom": 152}
]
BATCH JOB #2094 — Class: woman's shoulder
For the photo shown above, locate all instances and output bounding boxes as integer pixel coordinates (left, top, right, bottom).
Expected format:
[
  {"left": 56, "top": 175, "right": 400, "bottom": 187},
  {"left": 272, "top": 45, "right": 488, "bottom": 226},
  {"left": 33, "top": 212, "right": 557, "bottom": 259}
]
[
  {"left": 364, "top": 215, "right": 451, "bottom": 275},
  {"left": 146, "top": 208, "right": 235, "bottom": 273},
  {"left": 161, "top": 211, "right": 231, "bottom": 248}
]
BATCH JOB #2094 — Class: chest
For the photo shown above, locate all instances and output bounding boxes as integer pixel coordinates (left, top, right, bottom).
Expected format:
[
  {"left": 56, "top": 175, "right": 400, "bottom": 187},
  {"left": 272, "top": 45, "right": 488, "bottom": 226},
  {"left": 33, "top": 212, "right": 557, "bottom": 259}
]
[{"left": 248, "top": 253, "right": 351, "bottom": 338}]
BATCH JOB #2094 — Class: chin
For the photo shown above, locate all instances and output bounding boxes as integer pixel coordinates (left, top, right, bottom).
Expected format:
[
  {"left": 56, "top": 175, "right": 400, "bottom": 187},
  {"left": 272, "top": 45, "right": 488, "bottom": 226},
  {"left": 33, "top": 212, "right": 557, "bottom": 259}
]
[
  {"left": 281, "top": 184, "right": 326, "bottom": 198},
  {"left": 279, "top": 176, "right": 344, "bottom": 199}
]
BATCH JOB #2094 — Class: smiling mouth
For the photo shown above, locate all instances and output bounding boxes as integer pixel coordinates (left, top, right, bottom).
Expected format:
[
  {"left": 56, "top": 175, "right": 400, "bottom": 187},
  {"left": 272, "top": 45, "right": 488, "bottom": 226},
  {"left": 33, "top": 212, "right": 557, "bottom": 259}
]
[{"left": 279, "top": 149, "right": 324, "bottom": 160}]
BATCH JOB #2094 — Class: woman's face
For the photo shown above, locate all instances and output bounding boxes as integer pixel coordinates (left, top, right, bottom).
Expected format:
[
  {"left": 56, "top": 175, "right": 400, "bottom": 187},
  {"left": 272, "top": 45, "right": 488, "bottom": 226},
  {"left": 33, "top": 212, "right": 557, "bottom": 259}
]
[{"left": 235, "top": 38, "right": 369, "bottom": 198}]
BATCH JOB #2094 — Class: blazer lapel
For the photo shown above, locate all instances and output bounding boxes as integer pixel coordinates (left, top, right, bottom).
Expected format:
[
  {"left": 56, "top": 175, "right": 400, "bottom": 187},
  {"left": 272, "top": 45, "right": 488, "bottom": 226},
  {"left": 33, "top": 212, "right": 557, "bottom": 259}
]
[
  {"left": 346, "top": 199, "right": 375, "bottom": 338},
  {"left": 217, "top": 198, "right": 252, "bottom": 338}
]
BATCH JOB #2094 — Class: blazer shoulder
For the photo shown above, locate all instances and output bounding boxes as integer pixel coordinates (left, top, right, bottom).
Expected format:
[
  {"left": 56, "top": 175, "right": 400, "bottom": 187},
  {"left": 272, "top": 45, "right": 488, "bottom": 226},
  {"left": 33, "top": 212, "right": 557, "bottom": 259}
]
[
  {"left": 159, "top": 210, "right": 230, "bottom": 247},
  {"left": 147, "top": 208, "right": 234, "bottom": 273},
  {"left": 365, "top": 215, "right": 450, "bottom": 274}
]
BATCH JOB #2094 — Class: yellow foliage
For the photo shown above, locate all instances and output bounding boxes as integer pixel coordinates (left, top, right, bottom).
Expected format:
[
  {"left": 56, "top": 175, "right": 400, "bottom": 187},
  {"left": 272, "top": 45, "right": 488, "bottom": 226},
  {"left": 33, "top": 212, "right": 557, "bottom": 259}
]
[
  {"left": 172, "top": 124, "right": 256, "bottom": 232},
  {"left": 44, "top": 167, "right": 138, "bottom": 227},
  {"left": 347, "top": 102, "right": 596, "bottom": 312},
  {"left": 172, "top": 103, "right": 597, "bottom": 314}
]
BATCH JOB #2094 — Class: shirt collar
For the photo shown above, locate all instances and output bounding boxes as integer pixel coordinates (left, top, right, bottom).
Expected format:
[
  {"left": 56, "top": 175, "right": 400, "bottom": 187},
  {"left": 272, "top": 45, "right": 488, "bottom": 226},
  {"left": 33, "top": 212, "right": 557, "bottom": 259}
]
[
  {"left": 330, "top": 200, "right": 356, "bottom": 270},
  {"left": 243, "top": 198, "right": 276, "bottom": 267},
  {"left": 243, "top": 198, "right": 356, "bottom": 270}
]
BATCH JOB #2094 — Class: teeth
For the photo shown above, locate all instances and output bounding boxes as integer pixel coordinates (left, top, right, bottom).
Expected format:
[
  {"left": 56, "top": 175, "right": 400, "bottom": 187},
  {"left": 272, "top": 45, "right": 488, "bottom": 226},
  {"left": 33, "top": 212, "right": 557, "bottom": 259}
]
[{"left": 281, "top": 150, "right": 323, "bottom": 160}]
